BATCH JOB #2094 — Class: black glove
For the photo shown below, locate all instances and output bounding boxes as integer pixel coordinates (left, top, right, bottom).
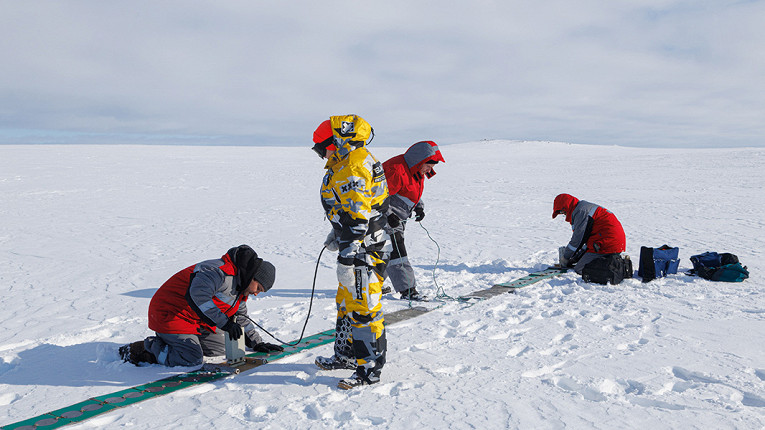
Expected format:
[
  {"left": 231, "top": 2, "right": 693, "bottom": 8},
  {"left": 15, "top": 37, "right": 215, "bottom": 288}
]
[
  {"left": 387, "top": 213, "right": 400, "bottom": 228},
  {"left": 414, "top": 207, "right": 425, "bottom": 222},
  {"left": 251, "top": 342, "right": 285, "bottom": 353},
  {"left": 221, "top": 318, "right": 243, "bottom": 340}
]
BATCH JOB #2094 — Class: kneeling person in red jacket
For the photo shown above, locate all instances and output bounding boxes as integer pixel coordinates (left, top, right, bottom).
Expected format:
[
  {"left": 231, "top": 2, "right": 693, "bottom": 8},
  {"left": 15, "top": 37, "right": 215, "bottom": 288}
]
[
  {"left": 120, "top": 244, "right": 283, "bottom": 366},
  {"left": 553, "top": 194, "right": 626, "bottom": 274}
]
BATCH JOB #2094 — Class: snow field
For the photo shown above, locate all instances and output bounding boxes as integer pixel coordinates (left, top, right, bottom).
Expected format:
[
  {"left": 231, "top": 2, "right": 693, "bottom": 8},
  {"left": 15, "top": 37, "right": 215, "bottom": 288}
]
[{"left": 1, "top": 142, "right": 763, "bottom": 429}]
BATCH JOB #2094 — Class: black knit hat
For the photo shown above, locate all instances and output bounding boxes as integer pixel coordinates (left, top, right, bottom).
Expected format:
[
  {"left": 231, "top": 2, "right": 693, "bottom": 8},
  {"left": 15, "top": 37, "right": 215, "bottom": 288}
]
[
  {"left": 252, "top": 260, "right": 276, "bottom": 292},
  {"left": 226, "top": 245, "right": 276, "bottom": 292}
]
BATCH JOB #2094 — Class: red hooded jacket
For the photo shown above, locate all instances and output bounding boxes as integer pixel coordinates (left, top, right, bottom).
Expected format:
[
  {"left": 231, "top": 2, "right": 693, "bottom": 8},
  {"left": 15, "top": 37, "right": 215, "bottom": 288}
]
[
  {"left": 383, "top": 141, "right": 445, "bottom": 220},
  {"left": 553, "top": 194, "right": 625, "bottom": 256},
  {"left": 148, "top": 252, "right": 248, "bottom": 335}
]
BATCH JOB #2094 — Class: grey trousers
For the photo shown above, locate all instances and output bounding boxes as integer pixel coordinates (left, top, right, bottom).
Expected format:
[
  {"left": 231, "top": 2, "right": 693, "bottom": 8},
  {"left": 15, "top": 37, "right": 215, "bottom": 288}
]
[
  {"left": 386, "top": 223, "right": 416, "bottom": 293},
  {"left": 145, "top": 329, "right": 225, "bottom": 367}
]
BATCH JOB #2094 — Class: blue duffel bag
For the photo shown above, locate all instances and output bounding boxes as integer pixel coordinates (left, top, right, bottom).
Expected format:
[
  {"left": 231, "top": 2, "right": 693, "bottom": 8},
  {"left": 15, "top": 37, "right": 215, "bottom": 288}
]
[{"left": 638, "top": 245, "right": 680, "bottom": 282}]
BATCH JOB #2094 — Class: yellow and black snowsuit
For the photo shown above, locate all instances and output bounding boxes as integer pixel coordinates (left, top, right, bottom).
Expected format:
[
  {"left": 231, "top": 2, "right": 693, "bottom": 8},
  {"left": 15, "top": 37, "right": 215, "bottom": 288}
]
[{"left": 320, "top": 114, "right": 390, "bottom": 379}]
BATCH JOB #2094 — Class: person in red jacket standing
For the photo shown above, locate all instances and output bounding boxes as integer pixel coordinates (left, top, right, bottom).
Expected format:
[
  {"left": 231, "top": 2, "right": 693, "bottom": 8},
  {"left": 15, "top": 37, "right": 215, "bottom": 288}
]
[
  {"left": 553, "top": 194, "right": 626, "bottom": 274},
  {"left": 383, "top": 141, "right": 445, "bottom": 300},
  {"left": 119, "top": 245, "right": 283, "bottom": 366}
]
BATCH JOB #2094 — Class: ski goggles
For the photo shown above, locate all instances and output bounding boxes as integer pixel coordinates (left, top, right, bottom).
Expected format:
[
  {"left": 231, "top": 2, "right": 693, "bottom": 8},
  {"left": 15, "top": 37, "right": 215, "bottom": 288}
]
[{"left": 311, "top": 139, "right": 336, "bottom": 159}]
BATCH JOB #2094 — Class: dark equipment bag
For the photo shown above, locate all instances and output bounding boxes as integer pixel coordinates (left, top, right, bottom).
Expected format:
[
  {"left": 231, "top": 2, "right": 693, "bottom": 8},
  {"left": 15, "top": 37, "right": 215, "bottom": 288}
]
[
  {"left": 582, "top": 254, "right": 626, "bottom": 285},
  {"left": 638, "top": 245, "right": 680, "bottom": 282},
  {"left": 623, "top": 255, "right": 633, "bottom": 279},
  {"left": 689, "top": 252, "right": 749, "bottom": 282}
]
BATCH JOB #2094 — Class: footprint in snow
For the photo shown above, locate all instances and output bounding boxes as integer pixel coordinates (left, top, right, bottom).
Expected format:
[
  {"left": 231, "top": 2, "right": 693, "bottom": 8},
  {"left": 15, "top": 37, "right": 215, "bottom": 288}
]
[
  {"left": 435, "top": 364, "right": 476, "bottom": 376},
  {"left": 629, "top": 397, "right": 686, "bottom": 411},
  {"left": 487, "top": 331, "right": 512, "bottom": 340},
  {"left": 372, "top": 381, "right": 416, "bottom": 396},
  {"left": 0, "top": 392, "right": 19, "bottom": 406},
  {"left": 437, "top": 328, "right": 459, "bottom": 339},
  {"left": 672, "top": 366, "right": 721, "bottom": 384},
  {"left": 550, "top": 376, "right": 607, "bottom": 402},
  {"left": 755, "top": 369, "right": 765, "bottom": 382},
  {"left": 617, "top": 338, "right": 649, "bottom": 353},
  {"left": 552, "top": 333, "right": 574, "bottom": 345},
  {"left": 541, "top": 309, "right": 564, "bottom": 318},
  {"left": 303, "top": 404, "right": 322, "bottom": 420},
  {"left": 408, "top": 342, "right": 433, "bottom": 352},
  {"left": 589, "top": 313, "right": 611, "bottom": 322},
  {"left": 506, "top": 345, "right": 530, "bottom": 357},
  {"left": 671, "top": 366, "right": 765, "bottom": 409},
  {"left": 233, "top": 404, "right": 277, "bottom": 423},
  {"left": 619, "top": 379, "right": 646, "bottom": 395},
  {"left": 741, "top": 392, "right": 765, "bottom": 408}
]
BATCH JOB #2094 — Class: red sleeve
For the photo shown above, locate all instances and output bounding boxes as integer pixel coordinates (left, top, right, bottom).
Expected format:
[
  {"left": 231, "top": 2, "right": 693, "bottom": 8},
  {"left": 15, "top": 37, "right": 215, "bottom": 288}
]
[{"left": 383, "top": 160, "right": 403, "bottom": 196}]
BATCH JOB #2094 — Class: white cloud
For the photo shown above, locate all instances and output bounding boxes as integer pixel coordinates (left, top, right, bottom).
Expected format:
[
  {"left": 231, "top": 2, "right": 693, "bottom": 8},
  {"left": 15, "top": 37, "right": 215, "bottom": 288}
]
[{"left": 1, "top": 0, "right": 763, "bottom": 147}]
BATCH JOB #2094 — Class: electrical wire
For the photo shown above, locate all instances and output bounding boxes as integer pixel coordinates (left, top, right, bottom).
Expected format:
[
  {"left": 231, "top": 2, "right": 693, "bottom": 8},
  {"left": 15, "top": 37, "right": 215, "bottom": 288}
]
[
  {"left": 418, "top": 220, "right": 471, "bottom": 303},
  {"left": 244, "top": 246, "right": 325, "bottom": 347},
  {"left": 245, "top": 221, "right": 463, "bottom": 347}
]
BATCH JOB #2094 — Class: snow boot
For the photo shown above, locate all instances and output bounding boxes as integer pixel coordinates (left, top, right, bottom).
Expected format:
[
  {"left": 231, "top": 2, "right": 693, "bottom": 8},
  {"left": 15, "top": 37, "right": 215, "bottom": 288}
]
[
  {"left": 338, "top": 368, "right": 381, "bottom": 390},
  {"left": 119, "top": 340, "right": 157, "bottom": 365},
  {"left": 315, "top": 354, "right": 356, "bottom": 371},
  {"left": 400, "top": 287, "right": 426, "bottom": 301}
]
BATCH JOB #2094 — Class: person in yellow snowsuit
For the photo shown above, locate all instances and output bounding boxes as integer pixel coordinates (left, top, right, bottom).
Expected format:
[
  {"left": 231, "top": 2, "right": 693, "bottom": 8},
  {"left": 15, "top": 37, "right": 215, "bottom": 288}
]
[{"left": 311, "top": 114, "right": 391, "bottom": 389}]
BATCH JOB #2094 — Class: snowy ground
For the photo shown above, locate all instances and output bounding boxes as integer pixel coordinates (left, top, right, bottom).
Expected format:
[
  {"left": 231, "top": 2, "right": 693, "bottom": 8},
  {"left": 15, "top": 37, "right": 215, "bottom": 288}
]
[{"left": 1, "top": 141, "right": 764, "bottom": 429}]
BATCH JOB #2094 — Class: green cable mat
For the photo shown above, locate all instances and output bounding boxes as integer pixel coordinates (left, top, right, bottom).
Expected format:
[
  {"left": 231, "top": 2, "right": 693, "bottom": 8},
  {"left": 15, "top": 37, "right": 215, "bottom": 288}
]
[
  {"left": 493, "top": 266, "right": 568, "bottom": 288},
  {"left": 1, "top": 329, "right": 336, "bottom": 430},
  {"left": 2, "top": 267, "right": 566, "bottom": 429}
]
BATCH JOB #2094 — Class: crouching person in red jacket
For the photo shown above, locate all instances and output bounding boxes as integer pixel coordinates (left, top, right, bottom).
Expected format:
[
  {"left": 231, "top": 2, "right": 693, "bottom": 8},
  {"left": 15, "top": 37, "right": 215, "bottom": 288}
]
[
  {"left": 553, "top": 194, "right": 626, "bottom": 274},
  {"left": 119, "top": 244, "right": 282, "bottom": 366},
  {"left": 383, "top": 141, "right": 445, "bottom": 300}
]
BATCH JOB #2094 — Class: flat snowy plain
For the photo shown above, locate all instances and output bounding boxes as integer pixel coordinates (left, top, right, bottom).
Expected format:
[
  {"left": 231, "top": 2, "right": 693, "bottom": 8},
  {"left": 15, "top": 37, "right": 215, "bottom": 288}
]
[{"left": 1, "top": 141, "right": 763, "bottom": 429}]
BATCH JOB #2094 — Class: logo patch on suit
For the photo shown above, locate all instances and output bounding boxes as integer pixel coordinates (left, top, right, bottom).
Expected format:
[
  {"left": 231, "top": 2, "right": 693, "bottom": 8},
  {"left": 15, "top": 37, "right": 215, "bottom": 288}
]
[
  {"left": 341, "top": 180, "right": 361, "bottom": 193},
  {"left": 340, "top": 121, "right": 355, "bottom": 136},
  {"left": 354, "top": 267, "right": 364, "bottom": 299},
  {"left": 372, "top": 162, "right": 385, "bottom": 183}
]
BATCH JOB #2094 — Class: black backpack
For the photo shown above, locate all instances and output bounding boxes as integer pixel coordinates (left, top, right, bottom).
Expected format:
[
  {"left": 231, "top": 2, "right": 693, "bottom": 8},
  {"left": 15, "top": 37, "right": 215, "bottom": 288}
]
[{"left": 582, "top": 254, "right": 626, "bottom": 285}]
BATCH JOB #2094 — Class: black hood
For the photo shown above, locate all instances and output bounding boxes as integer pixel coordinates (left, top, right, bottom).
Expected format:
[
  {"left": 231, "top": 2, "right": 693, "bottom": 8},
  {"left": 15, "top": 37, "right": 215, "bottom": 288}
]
[{"left": 226, "top": 244, "right": 262, "bottom": 292}]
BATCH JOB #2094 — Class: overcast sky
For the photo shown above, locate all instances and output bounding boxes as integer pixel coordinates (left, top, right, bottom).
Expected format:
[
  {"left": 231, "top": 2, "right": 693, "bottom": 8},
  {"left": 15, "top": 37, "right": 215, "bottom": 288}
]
[{"left": 1, "top": 1, "right": 763, "bottom": 147}]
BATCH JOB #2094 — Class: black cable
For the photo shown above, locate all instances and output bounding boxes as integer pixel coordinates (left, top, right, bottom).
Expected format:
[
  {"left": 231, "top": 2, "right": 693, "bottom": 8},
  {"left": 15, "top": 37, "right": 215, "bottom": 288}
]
[
  {"left": 244, "top": 246, "right": 325, "bottom": 347},
  {"left": 418, "top": 220, "right": 472, "bottom": 303}
]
